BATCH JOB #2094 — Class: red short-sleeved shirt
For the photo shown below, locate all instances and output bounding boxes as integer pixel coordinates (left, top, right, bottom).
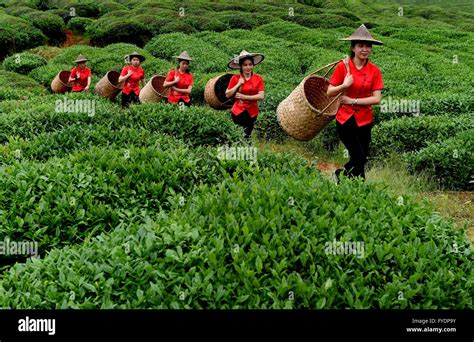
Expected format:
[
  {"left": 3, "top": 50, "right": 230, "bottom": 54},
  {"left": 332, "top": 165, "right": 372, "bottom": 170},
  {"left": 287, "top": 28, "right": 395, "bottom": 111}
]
[
  {"left": 227, "top": 73, "right": 264, "bottom": 118},
  {"left": 329, "top": 58, "right": 384, "bottom": 127},
  {"left": 165, "top": 69, "right": 193, "bottom": 104},
  {"left": 121, "top": 65, "right": 145, "bottom": 95},
  {"left": 70, "top": 66, "right": 91, "bottom": 92}
]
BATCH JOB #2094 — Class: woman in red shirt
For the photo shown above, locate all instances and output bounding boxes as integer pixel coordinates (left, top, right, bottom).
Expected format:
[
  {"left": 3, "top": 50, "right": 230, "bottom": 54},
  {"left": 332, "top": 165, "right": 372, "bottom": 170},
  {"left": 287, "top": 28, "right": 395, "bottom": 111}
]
[
  {"left": 327, "top": 25, "right": 384, "bottom": 182},
  {"left": 119, "top": 52, "right": 146, "bottom": 108},
  {"left": 225, "top": 50, "right": 265, "bottom": 141},
  {"left": 68, "top": 54, "right": 91, "bottom": 92},
  {"left": 163, "top": 51, "right": 193, "bottom": 107}
]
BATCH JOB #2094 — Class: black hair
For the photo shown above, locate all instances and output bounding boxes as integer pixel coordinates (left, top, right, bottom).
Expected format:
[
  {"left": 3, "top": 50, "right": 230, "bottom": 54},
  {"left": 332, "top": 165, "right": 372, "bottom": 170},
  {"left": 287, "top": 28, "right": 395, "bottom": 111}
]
[
  {"left": 177, "top": 59, "right": 191, "bottom": 74},
  {"left": 239, "top": 56, "right": 254, "bottom": 74}
]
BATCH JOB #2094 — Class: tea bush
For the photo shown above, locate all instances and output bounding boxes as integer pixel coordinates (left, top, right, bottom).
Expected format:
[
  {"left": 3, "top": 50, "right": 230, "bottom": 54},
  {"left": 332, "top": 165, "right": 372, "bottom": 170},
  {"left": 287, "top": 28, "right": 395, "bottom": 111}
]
[
  {"left": 12, "top": 9, "right": 66, "bottom": 45},
  {"left": 2, "top": 52, "right": 47, "bottom": 75},
  {"left": 254, "top": 111, "right": 288, "bottom": 143},
  {"left": 27, "top": 45, "right": 63, "bottom": 60},
  {"left": 145, "top": 33, "right": 229, "bottom": 74},
  {"left": 28, "top": 63, "right": 71, "bottom": 87},
  {"left": 67, "top": 16, "right": 94, "bottom": 33},
  {"left": 97, "top": 2, "right": 126, "bottom": 15},
  {"left": 0, "top": 0, "right": 472, "bottom": 311},
  {"left": 406, "top": 130, "right": 473, "bottom": 190},
  {"left": 285, "top": 13, "right": 355, "bottom": 29},
  {"left": 0, "top": 70, "right": 46, "bottom": 101},
  {"left": 63, "top": 2, "right": 100, "bottom": 18},
  {"left": 86, "top": 17, "right": 153, "bottom": 47},
  {"left": 0, "top": 95, "right": 243, "bottom": 147},
  {"left": 371, "top": 114, "right": 474, "bottom": 157},
  {"left": 0, "top": 11, "right": 46, "bottom": 59},
  {"left": 1, "top": 170, "right": 471, "bottom": 308}
]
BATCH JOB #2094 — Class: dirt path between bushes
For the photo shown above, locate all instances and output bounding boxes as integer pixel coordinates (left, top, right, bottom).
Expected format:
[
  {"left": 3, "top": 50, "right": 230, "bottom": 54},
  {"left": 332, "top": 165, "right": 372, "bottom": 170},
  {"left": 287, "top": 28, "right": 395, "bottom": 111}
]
[{"left": 62, "top": 29, "right": 89, "bottom": 47}]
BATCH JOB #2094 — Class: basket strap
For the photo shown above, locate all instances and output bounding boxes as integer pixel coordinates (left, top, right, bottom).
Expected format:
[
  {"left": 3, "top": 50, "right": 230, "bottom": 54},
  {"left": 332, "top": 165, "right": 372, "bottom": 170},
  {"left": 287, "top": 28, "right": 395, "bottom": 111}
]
[
  {"left": 320, "top": 92, "right": 344, "bottom": 117},
  {"left": 160, "top": 69, "right": 179, "bottom": 98},
  {"left": 308, "top": 60, "right": 341, "bottom": 77},
  {"left": 225, "top": 74, "right": 243, "bottom": 105},
  {"left": 321, "top": 57, "right": 351, "bottom": 117},
  {"left": 148, "top": 75, "right": 169, "bottom": 98},
  {"left": 343, "top": 57, "right": 350, "bottom": 75},
  {"left": 172, "top": 68, "right": 179, "bottom": 96}
]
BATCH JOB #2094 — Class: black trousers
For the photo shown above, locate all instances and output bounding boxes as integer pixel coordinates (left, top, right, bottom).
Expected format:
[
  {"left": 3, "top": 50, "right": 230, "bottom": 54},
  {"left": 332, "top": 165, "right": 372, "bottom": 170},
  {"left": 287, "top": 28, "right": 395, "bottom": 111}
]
[
  {"left": 121, "top": 92, "right": 140, "bottom": 108},
  {"left": 336, "top": 115, "right": 372, "bottom": 179},
  {"left": 231, "top": 110, "right": 256, "bottom": 139},
  {"left": 177, "top": 98, "right": 192, "bottom": 107}
]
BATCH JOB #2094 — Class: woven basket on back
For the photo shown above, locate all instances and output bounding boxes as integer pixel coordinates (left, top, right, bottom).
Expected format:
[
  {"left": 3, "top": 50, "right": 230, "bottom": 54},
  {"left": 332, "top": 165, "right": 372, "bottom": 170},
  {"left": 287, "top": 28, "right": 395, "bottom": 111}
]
[
  {"left": 139, "top": 75, "right": 170, "bottom": 103},
  {"left": 204, "top": 73, "right": 234, "bottom": 110},
  {"left": 277, "top": 59, "right": 349, "bottom": 141},
  {"left": 51, "top": 70, "right": 72, "bottom": 93},
  {"left": 94, "top": 71, "right": 123, "bottom": 100}
]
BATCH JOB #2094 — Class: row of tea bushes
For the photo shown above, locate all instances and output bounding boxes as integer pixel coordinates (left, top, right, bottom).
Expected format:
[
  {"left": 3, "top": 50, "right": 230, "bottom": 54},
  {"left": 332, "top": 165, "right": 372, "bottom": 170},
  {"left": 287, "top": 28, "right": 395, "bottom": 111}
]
[
  {"left": 3, "top": 6, "right": 66, "bottom": 45},
  {"left": 0, "top": 10, "right": 46, "bottom": 60},
  {"left": 0, "top": 94, "right": 244, "bottom": 147},
  {"left": 406, "top": 129, "right": 473, "bottom": 190},
  {"left": 371, "top": 114, "right": 474, "bottom": 157},
  {"left": 0, "top": 70, "right": 46, "bottom": 101},
  {"left": 0, "top": 168, "right": 471, "bottom": 308}
]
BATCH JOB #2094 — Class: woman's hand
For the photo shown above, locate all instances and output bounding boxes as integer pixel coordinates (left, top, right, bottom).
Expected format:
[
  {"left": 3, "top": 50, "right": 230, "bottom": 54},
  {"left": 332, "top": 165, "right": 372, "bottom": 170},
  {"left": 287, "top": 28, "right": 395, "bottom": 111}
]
[
  {"left": 119, "top": 69, "right": 133, "bottom": 83},
  {"left": 342, "top": 73, "right": 353, "bottom": 89},
  {"left": 235, "top": 92, "right": 246, "bottom": 100},
  {"left": 84, "top": 86, "right": 89, "bottom": 92},
  {"left": 226, "top": 79, "right": 244, "bottom": 99},
  {"left": 340, "top": 95, "right": 355, "bottom": 105}
]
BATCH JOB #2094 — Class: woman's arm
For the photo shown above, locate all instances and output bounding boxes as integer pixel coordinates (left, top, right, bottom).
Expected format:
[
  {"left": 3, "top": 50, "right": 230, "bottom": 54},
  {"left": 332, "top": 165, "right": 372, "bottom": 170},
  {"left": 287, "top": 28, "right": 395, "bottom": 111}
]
[
  {"left": 163, "top": 70, "right": 180, "bottom": 88},
  {"left": 235, "top": 91, "right": 264, "bottom": 101},
  {"left": 118, "top": 74, "right": 131, "bottom": 83},
  {"left": 163, "top": 78, "right": 179, "bottom": 87},
  {"left": 327, "top": 73, "right": 353, "bottom": 97},
  {"left": 68, "top": 69, "right": 77, "bottom": 83},
  {"left": 327, "top": 84, "right": 346, "bottom": 97},
  {"left": 340, "top": 90, "right": 382, "bottom": 106},
  {"left": 226, "top": 77, "right": 244, "bottom": 98},
  {"left": 118, "top": 68, "right": 133, "bottom": 83},
  {"left": 84, "top": 76, "right": 91, "bottom": 90},
  {"left": 171, "top": 86, "right": 192, "bottom": 94},
  {"left": 225, "top": 84, "right": 240, "bottom": 98}
]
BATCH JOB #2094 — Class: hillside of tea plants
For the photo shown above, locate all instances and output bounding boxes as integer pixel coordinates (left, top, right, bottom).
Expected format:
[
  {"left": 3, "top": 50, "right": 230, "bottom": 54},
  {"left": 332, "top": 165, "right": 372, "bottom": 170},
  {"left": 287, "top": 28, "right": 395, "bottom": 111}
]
[{"left": 0, "top": 0, "right": 472, "bottom": 309}]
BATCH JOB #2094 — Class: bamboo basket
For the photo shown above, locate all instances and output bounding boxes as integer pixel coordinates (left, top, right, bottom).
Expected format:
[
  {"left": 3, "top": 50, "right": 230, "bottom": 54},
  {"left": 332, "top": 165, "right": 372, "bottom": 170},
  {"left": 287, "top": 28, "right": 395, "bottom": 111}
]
[
  {"left": 94, "top": 71, "right": 123, "bottom": 100},
  {"left": 139, "top": 75, "right": 170, "bottom": 103},
  {"left": 51, "top": 70, "right": 72, "bottom": 93},
  {"left": 204, "top": 73, "right": 234, "bottom": 110},
  {"left": 277, "top": 60, "right": 349, "bottom": 141}
]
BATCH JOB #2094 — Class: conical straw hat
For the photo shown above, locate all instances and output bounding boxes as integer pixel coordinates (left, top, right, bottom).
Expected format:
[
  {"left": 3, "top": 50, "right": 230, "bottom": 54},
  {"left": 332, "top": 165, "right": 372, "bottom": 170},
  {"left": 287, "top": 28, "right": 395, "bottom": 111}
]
[
  {"left": 172, "top": 51, "right": 193, "bottom": 61},
  {"left": 127, "top": 52, "right": 146, "bottom": 63},
  {"left": 74, "top": 54, "right": 89, "bottom": 63},
  {"left": 339, "top": 24, "right": 383, "bottom": 45},
  {"left": 227, "top": 50, "right": 265, "bottom": 70}
]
